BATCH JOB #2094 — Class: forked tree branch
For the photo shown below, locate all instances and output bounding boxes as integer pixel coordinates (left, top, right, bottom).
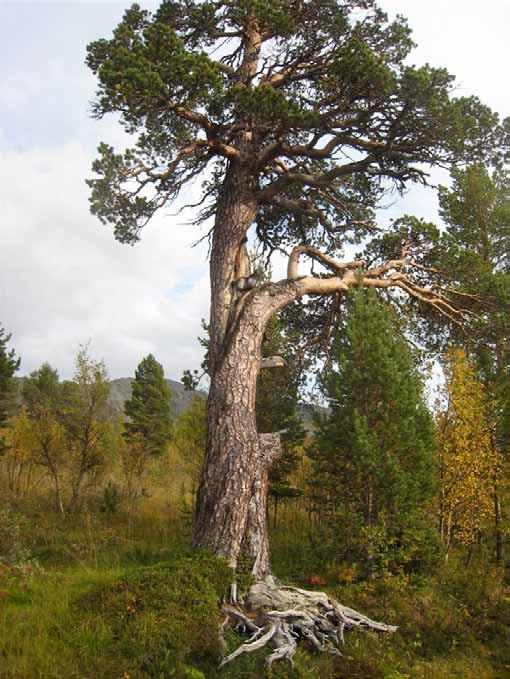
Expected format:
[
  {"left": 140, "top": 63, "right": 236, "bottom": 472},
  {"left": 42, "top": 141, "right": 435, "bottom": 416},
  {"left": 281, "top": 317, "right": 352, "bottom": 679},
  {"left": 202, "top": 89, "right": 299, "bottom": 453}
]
[
  {"left": 287, "top": 245, "right": 366, "bottom": 279},
  {"left": 289, "top": 244, "right": 471, "bottom": 324},
  {"left": 246, "top": 244, "right": 474, "bottom": 332}
]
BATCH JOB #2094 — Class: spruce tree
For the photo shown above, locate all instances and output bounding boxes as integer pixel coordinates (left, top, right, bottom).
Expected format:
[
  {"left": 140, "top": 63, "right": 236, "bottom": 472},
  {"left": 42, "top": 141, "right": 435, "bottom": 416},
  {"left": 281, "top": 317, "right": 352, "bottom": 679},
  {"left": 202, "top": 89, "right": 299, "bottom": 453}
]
[
  {"left": 0, "top": 325, "right": 20, "bottom": 454},
  {"left": 310, "top": 289, "right": 437, "bottom": 575},
  {"left": 124, "top": 354, "right": 172, "bottom": 456}
]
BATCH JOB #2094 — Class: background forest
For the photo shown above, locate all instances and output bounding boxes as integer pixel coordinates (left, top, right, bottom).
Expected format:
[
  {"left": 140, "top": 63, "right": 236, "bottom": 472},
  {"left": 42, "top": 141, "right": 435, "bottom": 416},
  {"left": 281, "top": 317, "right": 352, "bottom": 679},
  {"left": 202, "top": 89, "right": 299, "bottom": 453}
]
[{"left": 1, "top": 164, "right": 509, "bottom": 677}]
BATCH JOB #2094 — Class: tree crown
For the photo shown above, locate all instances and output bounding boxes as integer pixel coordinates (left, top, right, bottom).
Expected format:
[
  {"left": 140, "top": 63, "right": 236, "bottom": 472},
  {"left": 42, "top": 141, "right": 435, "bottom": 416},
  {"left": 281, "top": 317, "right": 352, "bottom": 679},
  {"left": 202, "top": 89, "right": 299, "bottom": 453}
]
[{"left": 87, "top": 0, "right": 502, "bottom": 250}]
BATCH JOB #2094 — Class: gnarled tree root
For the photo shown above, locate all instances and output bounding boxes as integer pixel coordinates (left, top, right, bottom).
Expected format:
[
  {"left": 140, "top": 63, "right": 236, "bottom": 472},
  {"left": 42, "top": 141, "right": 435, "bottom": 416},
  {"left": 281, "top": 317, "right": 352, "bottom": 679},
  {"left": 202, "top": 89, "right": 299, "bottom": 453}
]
[{"left": 220, "top": 576, "right": 397, "bottom": 668}]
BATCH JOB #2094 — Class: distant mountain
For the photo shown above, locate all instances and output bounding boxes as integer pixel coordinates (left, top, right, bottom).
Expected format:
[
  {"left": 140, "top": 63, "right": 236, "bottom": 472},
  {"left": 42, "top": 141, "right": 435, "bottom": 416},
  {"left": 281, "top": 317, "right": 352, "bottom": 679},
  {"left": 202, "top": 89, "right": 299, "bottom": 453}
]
[
  {"left": 296, "top": 402, "right": 328, "bottom": 432},
  {"left": 107, "top": 378, "right": 205, "bottom": 420},
  {"left": 15, "top": 375, "right": 326, "bottom": 429}
]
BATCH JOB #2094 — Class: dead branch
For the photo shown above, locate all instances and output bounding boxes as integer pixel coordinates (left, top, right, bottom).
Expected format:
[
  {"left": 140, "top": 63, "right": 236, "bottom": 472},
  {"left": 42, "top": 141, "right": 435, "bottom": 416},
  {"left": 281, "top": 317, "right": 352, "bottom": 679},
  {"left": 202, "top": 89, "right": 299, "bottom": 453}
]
[
  {"left": 279, "top": 244, "right": 469, "bottom": 327},
  {"left": 287, "top": 245, "right": 366, "bottom": 280}
]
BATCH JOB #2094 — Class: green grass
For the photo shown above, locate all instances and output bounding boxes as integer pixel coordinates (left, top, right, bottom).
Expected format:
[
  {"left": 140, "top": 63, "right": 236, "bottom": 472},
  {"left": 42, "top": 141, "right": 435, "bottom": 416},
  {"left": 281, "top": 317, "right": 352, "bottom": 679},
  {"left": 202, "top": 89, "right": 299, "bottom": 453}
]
[
  {"left": 0, "top": 567, "right": 122, "bottom": 679},
  {"left": 1, "top": 505, "right": 509, "bottom": 679}
]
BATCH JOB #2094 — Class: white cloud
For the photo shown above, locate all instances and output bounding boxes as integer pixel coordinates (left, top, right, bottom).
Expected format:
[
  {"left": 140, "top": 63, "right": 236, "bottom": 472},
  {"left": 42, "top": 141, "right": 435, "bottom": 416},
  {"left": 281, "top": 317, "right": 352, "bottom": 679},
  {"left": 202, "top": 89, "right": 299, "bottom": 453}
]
[
  {"left": 0, "top": 141, "right": 210, "bottom": 379},
  {"left": 380, "top": 0, "right": 510, "bottom": 118}
]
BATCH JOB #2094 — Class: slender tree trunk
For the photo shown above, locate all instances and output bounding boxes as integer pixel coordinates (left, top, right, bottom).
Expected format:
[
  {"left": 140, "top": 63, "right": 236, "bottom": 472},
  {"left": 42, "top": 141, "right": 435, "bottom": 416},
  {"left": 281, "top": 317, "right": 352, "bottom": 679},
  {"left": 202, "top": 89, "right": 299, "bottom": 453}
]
[
  {"left": 366, "top": 486, "right": 376, "bottom": 580},
  {"left": 42, "top": 448, "right": 65, "bottom": 515},
  {"left": 68, "top": 471, "right": 85, "bottom": 513},
  {"left": 444, "top": 512, "right": 452, "bottom": 560},
  {"left": 494, "top": 486, "right": 504, "bottom": 565},
  {"left": 51, "top": 469, "right": 65, "bottom": 515},
  {"left": 439, "top": 454, "right": 445, "bottom": 543},
  {"left": 489, "top": 429, "right": 504, "bottom": 565}
]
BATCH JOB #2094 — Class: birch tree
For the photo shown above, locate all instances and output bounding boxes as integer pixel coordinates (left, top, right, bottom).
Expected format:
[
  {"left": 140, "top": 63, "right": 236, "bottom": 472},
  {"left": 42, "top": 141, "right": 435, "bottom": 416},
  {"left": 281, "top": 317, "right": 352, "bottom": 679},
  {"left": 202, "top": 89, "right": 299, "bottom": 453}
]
[
  {"left": 438, "top": 348, "right": 500, "bottom": 553},
  {"left": 22, "top": 364, "right": 67, "bottom": 514},
  {"left": 60, "top": 347, "right": 110, "bottom": 513}
]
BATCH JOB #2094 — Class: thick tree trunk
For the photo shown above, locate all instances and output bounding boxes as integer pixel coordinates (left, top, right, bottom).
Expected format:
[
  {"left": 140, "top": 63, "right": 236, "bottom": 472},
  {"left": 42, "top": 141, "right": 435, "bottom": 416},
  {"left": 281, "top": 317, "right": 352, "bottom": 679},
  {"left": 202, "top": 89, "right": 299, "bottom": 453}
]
[
  {"left": 195, "top": 190, "right": 433, "bottom": 580},
  {"left": 191, "top": 217, "right": 401, "bottom": 663},
  {"left": 194, "top": 160, "right": 263, "bottom": 567},
  {"left": 193, "top": 330, "right": 285, "bottom": 577},
  {"left": 208, "top": 162, "right": 258, "bottom": 372},
  {"left": 194, "top": 251, "right": 348, "bottom": 573},
  {"left": 193, "top": 292, "right": 269, "bottom": 570}
]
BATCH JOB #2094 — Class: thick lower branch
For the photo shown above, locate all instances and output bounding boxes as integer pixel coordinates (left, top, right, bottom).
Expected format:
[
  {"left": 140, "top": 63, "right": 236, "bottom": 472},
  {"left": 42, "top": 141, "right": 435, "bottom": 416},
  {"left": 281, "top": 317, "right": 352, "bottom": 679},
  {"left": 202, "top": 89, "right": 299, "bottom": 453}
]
[{"left": 254, "top": 245, "right": 468, "bottom": 326}]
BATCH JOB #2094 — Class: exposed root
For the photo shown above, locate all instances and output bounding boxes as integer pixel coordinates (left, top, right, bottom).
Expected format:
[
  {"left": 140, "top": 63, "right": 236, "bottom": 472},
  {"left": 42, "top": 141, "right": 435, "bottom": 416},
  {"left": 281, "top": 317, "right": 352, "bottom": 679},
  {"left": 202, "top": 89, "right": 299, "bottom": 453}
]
[{"left": 220, "top": 576, "right": 397, "bottom": 668}]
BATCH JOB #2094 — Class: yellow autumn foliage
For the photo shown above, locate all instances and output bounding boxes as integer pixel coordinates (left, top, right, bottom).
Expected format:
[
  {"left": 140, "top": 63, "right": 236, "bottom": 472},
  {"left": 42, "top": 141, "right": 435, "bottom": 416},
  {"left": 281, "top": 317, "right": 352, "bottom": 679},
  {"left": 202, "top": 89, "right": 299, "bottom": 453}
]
[
  {"left": 438, "top": 348, "right": 499, "bottom": 547},
  {"left": 0, "top": 410, "right": 39, "bottom": 497}
]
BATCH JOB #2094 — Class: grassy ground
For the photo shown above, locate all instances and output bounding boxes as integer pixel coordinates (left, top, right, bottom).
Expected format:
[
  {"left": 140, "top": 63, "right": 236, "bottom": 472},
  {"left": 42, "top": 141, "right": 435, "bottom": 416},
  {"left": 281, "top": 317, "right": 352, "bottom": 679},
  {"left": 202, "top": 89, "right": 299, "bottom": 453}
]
[{"left": 1, "top": 501, "right": 509, "bottom": 679}]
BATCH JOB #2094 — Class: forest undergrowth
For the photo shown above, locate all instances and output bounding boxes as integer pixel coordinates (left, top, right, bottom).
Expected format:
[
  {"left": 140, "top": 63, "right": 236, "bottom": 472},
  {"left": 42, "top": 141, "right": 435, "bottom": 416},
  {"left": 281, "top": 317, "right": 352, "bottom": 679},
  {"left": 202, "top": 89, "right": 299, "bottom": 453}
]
[{"left": 1, "top": 487, "right": 509, "bottom": 679}]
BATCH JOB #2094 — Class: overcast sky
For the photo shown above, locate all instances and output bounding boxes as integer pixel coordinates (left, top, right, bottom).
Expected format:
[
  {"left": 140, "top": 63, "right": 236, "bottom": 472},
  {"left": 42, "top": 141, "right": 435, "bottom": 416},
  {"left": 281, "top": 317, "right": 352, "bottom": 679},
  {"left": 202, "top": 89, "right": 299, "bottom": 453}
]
[{"left": 1, "top": 1, "right": 509, "bottom": 381}]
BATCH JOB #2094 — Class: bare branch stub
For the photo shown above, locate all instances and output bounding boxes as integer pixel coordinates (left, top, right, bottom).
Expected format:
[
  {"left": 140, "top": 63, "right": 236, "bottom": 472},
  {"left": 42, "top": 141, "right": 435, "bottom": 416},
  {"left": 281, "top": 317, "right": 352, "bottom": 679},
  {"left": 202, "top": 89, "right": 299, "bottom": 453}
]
[{"left": 260, "top": 356, "right": 286, "bottom": 369}]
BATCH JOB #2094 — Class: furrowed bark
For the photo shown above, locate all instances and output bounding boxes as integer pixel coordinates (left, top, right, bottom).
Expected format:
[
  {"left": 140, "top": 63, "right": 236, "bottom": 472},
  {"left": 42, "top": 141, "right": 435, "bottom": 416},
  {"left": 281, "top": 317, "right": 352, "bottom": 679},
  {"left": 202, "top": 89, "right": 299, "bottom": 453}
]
[
  {"left": 208, "top": 162, "right": 257, "bottom": 372},
  {"left": 243, "top": 433, "right": 283, "bottom": 579},
  {"left": 193, "top": 291, "right": 265, "bottom": 564},
  {"left": 194, "top": 159, "right": 260, "bottom": 562},
  {"left": 194, "top": 277, "right": 303, "bottom": 566},
  {"left": 195, "top": 274, "right": 348, "bottom": 568}
]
